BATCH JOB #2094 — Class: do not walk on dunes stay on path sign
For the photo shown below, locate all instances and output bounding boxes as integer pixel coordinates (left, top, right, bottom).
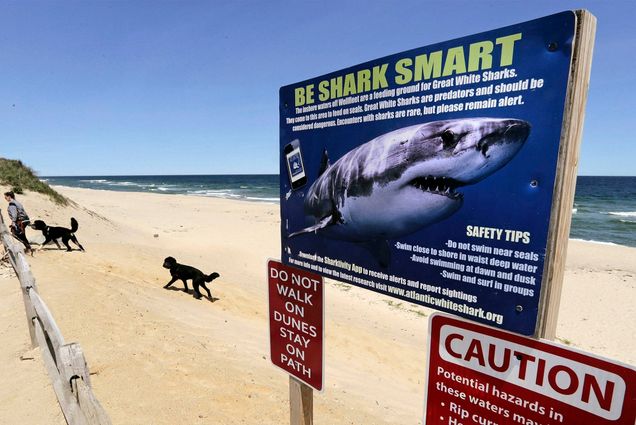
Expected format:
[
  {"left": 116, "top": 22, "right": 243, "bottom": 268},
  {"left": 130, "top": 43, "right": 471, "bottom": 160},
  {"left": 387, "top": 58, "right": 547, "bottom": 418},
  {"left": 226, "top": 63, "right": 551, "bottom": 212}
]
[{"left": 268, "top": 260, "right": 324, "bottom": 392}]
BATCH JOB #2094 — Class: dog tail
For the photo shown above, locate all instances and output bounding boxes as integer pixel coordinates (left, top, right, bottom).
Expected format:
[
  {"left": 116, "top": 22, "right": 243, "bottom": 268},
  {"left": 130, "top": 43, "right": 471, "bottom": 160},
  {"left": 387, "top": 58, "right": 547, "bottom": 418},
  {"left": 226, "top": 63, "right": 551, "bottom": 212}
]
[
  {"left": 71, "top": 217, "right": 79, "bottom": 233},
  {"left": 206, "top": 272, "right": 220, "bottom": 282}
]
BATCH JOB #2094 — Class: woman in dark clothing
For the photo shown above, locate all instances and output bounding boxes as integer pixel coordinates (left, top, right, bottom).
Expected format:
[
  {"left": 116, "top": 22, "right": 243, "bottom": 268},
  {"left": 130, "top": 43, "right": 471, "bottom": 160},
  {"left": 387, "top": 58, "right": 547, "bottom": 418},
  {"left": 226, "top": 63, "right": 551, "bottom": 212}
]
[{"left": 4, "top": 191, "right": 32, "bottom": 254}]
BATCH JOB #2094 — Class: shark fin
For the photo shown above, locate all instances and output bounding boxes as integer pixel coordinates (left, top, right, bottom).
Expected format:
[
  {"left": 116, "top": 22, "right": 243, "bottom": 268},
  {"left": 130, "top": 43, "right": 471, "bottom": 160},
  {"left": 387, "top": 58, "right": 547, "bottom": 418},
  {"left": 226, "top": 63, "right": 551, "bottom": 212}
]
[
  {"left": 288, "top": 215, "right": 334, "bottom": 238},
  {"left": 289, "top": 198, "right": 342, "bottom": 238},
  {"left": 318, "top": 148, "right": 331, "bottom": 177},
  {"left": 363, "top": 240, "right": 391, "bottom": 268}
]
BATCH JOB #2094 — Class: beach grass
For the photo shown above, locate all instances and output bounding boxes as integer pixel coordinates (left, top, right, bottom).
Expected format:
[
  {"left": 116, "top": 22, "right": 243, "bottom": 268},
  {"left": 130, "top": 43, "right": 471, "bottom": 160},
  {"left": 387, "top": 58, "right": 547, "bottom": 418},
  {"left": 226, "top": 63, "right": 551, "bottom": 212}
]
[{"left": 0, "top": 158, "right": 68, "bottom": 205}]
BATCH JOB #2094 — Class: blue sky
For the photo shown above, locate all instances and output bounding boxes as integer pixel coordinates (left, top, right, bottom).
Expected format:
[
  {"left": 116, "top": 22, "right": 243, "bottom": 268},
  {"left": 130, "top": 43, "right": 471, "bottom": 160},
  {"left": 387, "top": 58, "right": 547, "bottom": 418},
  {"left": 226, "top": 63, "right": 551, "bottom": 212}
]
[{"left": 1, "top": 0, "right": 634, "bottom": 176}]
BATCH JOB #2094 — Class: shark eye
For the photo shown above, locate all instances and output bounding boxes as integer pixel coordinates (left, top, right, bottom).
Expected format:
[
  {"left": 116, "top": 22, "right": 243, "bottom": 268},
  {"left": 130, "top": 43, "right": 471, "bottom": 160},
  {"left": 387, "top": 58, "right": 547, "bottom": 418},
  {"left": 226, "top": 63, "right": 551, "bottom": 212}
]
[{"left": 441, "top": 130, "right": 456, "bottom": 148}]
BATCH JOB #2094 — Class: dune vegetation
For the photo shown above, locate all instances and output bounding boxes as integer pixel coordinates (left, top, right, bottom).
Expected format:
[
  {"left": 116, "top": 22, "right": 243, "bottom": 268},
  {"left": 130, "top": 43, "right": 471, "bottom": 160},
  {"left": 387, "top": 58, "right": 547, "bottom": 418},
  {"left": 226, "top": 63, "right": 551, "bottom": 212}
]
[{"left": 0, "top": 158, "right": 67, "bottom": 205}]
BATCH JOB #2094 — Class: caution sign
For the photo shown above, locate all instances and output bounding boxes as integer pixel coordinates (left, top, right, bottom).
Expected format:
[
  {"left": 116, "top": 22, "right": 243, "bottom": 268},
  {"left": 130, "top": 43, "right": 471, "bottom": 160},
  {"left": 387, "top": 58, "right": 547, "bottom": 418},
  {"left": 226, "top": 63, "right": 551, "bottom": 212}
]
[
  {"left": 424, "top": 314, "right": 636, "bottom": 424},
  {"left": 268, "top": 260, "right": 324, "bottom": 391}
]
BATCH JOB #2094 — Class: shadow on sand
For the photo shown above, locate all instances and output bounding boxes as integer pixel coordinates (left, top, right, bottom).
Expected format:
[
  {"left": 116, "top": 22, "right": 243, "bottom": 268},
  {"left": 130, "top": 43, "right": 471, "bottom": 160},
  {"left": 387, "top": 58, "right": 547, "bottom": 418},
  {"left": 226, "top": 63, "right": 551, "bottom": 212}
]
[{"left": 163, "top": 286, "right": 219, "bottom": 303}]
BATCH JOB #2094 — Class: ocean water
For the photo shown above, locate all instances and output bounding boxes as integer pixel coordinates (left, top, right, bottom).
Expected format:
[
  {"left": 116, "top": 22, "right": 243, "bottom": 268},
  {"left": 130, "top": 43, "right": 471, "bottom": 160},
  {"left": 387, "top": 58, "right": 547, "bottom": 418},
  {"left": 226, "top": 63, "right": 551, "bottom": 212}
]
[
  {"left": 570, "top": 176, "right": 636, "bottom": 247},
  {"left": 42, "top": 175, "right": 636, "bottom": 247},
  {"left": 43, "top": 174, "right": 280, "bottom": 203}
]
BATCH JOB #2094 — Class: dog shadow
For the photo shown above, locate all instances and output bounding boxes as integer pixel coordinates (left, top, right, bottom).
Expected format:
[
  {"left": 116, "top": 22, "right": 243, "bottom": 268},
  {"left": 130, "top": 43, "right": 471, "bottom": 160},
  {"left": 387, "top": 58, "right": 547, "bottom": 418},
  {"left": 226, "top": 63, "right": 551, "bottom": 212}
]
[
  {"left": 35, "top": 246, "right": 83, "bottom": 252},
  {"left": 163, "top": 286, "right": 219, "bottom": 303}
]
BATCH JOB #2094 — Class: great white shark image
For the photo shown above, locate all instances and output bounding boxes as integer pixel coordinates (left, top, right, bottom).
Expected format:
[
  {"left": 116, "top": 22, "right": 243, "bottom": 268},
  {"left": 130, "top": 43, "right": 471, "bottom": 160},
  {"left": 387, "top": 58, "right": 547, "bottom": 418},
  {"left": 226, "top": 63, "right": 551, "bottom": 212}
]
[{"left": 287, "top": 117, "right": 530, "bottom": 265}]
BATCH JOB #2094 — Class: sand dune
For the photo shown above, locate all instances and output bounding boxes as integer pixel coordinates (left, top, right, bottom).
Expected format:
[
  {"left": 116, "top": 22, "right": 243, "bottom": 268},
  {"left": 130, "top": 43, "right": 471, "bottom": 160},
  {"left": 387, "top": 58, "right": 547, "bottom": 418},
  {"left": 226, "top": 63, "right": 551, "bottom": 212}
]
[{"left": 0, "top": 186, "right": 634, "bottom": 424}]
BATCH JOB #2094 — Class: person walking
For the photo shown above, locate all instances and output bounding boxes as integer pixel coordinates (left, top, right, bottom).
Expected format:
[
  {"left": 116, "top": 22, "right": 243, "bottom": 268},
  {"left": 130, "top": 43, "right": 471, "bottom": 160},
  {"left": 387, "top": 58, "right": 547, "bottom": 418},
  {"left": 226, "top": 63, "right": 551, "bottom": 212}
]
[{"left": 4, "top": 191, "right": 33, "bottom": 254}]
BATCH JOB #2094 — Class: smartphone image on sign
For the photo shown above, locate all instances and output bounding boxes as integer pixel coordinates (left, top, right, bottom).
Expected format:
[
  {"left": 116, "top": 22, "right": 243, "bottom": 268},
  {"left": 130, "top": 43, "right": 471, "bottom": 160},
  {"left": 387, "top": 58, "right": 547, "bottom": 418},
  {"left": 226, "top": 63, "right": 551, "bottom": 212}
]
[{"left": 284, "top": 139, "right": 307, "bottom": 190}]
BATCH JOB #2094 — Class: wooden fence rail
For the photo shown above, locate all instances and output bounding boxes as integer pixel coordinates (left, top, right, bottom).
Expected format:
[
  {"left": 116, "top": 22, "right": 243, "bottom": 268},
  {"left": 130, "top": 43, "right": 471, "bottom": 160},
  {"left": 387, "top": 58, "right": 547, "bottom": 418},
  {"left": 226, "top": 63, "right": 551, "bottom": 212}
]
[{"left": 0, "top": 212, "right": 111, "bottom": 425}]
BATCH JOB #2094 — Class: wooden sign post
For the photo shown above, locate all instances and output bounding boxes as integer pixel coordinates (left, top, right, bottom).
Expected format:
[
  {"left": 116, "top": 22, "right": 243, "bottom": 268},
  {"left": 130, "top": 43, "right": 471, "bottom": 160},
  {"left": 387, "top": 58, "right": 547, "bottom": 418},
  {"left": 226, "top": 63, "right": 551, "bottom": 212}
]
[
  {"left": 290, "top": 376, "right": 313, "bottom": 425},
  {"left": 536, "top": 9, "right": 596, "bottom": 340}
]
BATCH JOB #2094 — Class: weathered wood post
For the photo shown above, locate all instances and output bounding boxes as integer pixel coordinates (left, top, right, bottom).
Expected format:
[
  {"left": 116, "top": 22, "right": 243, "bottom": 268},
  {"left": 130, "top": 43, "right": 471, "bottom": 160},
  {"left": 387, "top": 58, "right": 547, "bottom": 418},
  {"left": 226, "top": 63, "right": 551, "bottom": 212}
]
[
  {"left": 60, "top": 343, "right": 112, "bottom": 425},
  {"left": 0, "top": 211, "right": 38, "bottom": 347},
  {"left": 536, "top": 10, "right": 597, "bottom": 340},
  {"left": 290, "top": 376, "right": 313, "bottom": 425}
]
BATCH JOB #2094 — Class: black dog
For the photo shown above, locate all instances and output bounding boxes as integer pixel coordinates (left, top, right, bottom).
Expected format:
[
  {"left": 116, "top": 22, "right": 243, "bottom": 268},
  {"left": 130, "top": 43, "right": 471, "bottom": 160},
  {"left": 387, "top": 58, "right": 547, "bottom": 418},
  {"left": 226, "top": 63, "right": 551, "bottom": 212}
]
[
  {"left": 162, "top": 256, "right": 220, "bottom": 300},
  {"left": 31, "top": 218, "right": 85, "bottom": 252}
]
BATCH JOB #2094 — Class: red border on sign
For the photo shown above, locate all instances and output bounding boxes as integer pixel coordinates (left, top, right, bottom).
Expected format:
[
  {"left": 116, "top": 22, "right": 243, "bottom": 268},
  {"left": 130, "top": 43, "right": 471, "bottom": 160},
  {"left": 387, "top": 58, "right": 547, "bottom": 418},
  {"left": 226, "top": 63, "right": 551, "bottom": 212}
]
[{"left": 267, "top": 259, "right": 325, "bottom": 392}]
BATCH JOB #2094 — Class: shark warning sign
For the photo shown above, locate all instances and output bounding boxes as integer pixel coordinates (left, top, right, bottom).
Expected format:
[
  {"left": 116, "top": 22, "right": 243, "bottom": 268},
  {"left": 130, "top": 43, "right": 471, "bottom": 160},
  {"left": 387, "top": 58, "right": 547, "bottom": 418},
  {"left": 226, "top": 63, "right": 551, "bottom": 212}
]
[{"left": 279, "top": 11, "right": 584, "bottom": 335}]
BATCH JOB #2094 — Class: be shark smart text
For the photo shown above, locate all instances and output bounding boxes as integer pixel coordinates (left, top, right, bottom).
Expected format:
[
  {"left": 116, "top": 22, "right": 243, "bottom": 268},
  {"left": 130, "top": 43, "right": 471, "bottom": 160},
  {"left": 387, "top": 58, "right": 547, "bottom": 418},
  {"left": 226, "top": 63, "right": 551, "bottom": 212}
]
[{"left": 294, "top": 33, "right": 522, "bottom": 107}]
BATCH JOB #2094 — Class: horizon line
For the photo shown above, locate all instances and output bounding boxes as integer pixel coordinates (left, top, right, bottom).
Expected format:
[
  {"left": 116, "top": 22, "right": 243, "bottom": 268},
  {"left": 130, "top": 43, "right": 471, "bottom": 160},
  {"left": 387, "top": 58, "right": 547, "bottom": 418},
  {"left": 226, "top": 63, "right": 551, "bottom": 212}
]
[{"left": 40, "top": 173, "right": 635, "bottom": 178}]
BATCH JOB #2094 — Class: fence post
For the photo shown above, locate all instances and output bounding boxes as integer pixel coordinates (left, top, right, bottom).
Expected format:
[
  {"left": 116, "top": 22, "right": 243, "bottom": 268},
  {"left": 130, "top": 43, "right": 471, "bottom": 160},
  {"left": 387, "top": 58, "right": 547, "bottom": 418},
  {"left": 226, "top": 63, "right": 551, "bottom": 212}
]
[
  {"left": 60, "top": 343, "right": 92, "bottom": 388},
  {"left": 60, "top": 343, "right": 112, "bottom": 425},
  {"left": 0, "top": 211, "right": 38, "bottom": 347}
]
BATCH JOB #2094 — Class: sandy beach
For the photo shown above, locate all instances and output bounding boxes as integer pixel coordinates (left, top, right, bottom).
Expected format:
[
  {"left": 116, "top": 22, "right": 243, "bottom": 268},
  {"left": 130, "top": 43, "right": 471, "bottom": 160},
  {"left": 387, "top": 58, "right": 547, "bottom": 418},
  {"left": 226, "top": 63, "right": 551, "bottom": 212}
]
[{"left": 1, "top": 185, "right": 634, "bottom": 425}]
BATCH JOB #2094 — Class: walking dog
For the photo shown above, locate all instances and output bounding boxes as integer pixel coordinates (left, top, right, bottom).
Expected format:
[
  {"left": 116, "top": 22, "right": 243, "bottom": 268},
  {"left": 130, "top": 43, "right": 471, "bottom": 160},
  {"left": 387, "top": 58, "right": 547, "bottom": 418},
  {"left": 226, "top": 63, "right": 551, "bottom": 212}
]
[
  {"left": 31, "top": 218, "right": 85, "bottom": 252},
  {"left": 162, "top": 256, "right": 220, "bottom": 299}
]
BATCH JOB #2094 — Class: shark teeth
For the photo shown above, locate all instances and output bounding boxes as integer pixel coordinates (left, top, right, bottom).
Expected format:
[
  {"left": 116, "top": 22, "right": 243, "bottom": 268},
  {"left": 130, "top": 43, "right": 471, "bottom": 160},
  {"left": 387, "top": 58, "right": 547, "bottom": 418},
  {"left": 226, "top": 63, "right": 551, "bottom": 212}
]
[{"left": 410, "top": 176, "right": 463, "bottom": 199}]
